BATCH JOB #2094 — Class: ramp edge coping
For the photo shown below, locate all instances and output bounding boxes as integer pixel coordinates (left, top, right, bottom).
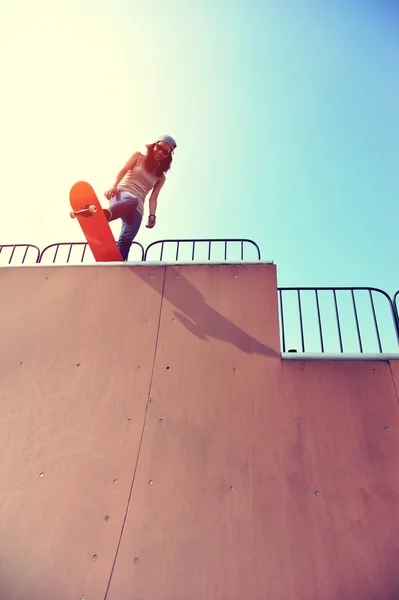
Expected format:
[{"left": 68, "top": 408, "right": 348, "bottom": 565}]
[
  {"left": 281, "top": 352, "right": 399, "bottom": 361},
  {"left": 0, "top": 260, "right": 275, "bottom": 269}
]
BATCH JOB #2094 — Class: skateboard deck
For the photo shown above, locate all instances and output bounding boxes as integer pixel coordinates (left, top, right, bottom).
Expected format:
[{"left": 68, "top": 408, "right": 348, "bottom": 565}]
[{"left": 69, "top": 181, "right": 123, "bottom": 262}]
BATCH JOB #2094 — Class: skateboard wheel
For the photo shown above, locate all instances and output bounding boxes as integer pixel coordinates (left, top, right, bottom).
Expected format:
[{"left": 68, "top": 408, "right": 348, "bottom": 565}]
[
  {"left": 70, "top": 210, "right": 76, "bottom": 219},
  {"left": 89, "top": 205, "right": 97, "bottom": 214}
]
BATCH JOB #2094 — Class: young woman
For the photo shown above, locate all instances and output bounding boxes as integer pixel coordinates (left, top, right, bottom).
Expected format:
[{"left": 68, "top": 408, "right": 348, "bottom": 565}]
[{"left": 104, "top": 134, "right": 177, "bottom": 261}]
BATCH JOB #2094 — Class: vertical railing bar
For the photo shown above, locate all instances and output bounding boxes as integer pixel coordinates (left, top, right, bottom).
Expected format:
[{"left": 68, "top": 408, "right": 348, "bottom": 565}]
[
  {"left": 9, "top": 246, "right": 16, "bottom": 264},
  {"left": 298, "top": 290, "right": 305, "bottom": 352},
  {"left": 351, "top": 290, "right": 363, "bottom": 353},
  {"left": 391, "top": 292, "right": 399, "bottom": 346},
  {"left": 279, "top": 289, "right": 286, "bottom": 352},
  {"left": 369, "top": 290, "right": 383, "bottom": 353},
  {"left": 315, "top": 290, "right": 325, "bottom": 353},
  {"left": 333, "top": 290, "right": 344, "bottom": 352},
  {"left": 53, "top": 245, "right": 60, "bottom": 264},
  {"left": 22, "top": 246, "right": 29, "bottom": 264}
]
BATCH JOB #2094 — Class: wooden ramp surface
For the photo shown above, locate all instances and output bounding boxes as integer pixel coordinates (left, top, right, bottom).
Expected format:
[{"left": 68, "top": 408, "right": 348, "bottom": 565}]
[{"left": 0, "top": 263, "right": 399, "bottom": 600}]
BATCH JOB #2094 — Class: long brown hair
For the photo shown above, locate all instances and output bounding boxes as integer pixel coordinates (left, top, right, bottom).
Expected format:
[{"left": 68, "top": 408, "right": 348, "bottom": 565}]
[{"left": 144, "top": 143, "right": 173, "bottom": 177}]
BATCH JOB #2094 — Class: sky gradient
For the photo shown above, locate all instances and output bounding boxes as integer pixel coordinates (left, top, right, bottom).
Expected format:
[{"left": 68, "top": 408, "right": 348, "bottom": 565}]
[{"left": 1, "top": 0, "right": 398, "bottom": 297}]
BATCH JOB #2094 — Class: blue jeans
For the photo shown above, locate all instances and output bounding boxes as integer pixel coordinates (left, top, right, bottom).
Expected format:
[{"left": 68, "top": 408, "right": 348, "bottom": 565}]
[{"left": 109, "top": 191, "right": 143, "bottom": 261}]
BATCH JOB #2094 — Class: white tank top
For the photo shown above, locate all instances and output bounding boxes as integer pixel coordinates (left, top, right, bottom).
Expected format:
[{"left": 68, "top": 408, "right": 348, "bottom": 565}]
[{"left": 117, "top": 154, "right": 160, "bottom": 214}]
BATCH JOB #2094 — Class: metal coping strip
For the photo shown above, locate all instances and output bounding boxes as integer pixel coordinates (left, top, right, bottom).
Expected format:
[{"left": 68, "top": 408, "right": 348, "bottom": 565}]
[
  {"left": 281, "top": 352, "right": 399, "bottom": 361},
  {"left": 0, "top": 260, "right": 275, "bottom": 269}
]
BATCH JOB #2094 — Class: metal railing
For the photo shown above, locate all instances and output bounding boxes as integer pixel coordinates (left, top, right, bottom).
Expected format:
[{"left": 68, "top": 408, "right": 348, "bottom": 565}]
[
  {"left": 2, "top": 239, "right": 261, "bottom": 265},
  {"left": 279, "top": 287, "right": 399, "bottom": 354},
  {"left": 143, "top": 238, "right": 262, "bottom": 262},
  {"left": 39, "top": 241, "right": 145, "bottom": 264},
  {"left": 0, "top": 244, "right": 40, "bottom": 265}
]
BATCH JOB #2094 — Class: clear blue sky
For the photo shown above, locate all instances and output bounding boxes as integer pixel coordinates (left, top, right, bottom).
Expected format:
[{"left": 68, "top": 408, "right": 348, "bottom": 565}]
[{"left": 1, "top": 0, "right": 398, "bottom": 296}]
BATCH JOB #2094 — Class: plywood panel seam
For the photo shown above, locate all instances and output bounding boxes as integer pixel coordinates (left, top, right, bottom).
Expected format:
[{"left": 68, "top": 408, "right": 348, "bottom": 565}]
[
  {"left": 388, "top": 361, "right": 399, "bottom": 405},
  {"left": 103, "top": 266, "right": 167, "bottom": 600}
]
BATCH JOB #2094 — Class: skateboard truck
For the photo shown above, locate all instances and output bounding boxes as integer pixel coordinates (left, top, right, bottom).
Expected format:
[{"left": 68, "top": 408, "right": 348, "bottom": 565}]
[{"left": 70, "top": 205, "right": 97, "bottom": 219}]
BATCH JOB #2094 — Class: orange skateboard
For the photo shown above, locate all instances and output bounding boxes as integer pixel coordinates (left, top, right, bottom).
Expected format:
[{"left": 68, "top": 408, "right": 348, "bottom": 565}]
[{"left": 69, "top": 181, "right": 123, "bottom": 262}]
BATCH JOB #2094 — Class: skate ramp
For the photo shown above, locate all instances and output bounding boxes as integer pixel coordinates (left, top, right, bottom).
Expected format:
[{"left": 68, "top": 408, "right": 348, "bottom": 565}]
[{"left": 0, "top": 263, "right": 399, "bottom": 599}]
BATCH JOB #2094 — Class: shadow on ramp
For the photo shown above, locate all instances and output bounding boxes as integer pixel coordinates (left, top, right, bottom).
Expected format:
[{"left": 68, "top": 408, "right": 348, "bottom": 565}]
[{"left": 130, "top": 265, "right": 279, "bottom": 358}]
